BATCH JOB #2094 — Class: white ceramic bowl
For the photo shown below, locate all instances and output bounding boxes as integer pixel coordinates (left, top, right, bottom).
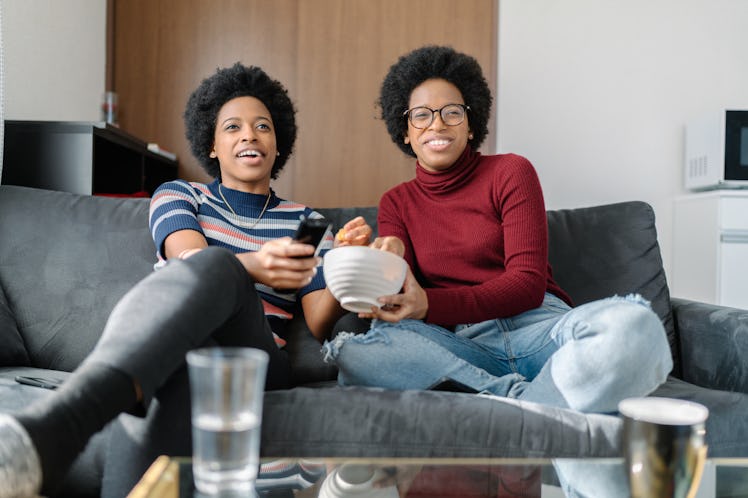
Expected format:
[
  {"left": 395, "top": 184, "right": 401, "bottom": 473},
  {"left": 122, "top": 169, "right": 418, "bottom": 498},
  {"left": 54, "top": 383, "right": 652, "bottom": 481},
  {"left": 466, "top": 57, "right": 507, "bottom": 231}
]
[{"left": 323, "top": 246, "right": 407, "bottom": 313}]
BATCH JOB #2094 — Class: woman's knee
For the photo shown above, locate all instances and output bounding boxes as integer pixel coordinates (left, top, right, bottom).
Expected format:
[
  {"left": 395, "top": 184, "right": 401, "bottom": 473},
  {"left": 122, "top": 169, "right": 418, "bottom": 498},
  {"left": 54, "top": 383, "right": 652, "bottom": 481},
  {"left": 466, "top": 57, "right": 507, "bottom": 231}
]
[
  {"left": 181, "top": 247, "right": 255, "bottom": 300},
  {"left": 597, "top": 297, "right": 673, "bottom": 378},
  {"left": 183, "top": 246, "right": 244, "bottom": 278}
]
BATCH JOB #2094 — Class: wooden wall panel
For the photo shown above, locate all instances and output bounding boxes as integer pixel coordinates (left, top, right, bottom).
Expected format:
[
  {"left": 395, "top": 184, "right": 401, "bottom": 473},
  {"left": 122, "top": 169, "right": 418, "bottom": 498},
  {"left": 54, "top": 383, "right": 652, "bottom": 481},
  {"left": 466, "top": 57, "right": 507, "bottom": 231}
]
[
  {"left": 112, "top": 0, "right": 496, "bottom": 207},
  {"left": 113, "top": 0, "right": 300, "bottom": 195},
  {"left": 295, "top": 0, "right": 497, "bottom": 207}
]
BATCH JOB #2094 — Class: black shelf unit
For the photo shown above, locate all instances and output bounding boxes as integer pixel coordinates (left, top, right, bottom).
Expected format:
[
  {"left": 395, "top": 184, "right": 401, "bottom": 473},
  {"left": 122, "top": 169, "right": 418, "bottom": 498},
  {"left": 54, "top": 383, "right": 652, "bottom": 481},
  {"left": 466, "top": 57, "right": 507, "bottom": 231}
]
[{"left": 1, "top": 120, "right": 177, "bottom": 196}]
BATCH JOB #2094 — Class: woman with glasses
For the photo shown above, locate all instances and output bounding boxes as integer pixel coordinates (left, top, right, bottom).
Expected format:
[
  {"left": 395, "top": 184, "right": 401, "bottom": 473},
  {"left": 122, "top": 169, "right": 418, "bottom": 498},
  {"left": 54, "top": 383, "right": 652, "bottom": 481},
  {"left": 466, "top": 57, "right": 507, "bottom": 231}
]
[{"left": 323, "top": 46, "right": 673, "bottom": 417}]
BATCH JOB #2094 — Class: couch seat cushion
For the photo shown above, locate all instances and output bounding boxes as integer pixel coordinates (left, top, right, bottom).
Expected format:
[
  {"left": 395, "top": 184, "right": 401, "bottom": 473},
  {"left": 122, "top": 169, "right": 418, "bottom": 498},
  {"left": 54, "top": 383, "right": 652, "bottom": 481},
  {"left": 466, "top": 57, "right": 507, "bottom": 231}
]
[
  {"left": 261, "top": 386, "right": 622, "bottom": 458},
  {"left": 0, "top": 286, "right": 30, "bottom": 366}
]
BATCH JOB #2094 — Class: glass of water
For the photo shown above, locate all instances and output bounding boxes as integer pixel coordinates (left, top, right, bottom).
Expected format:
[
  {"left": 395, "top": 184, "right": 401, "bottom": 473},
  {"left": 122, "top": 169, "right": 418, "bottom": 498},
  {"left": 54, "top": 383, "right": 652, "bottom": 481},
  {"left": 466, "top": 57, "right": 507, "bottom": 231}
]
[{"left": 187, "top": 347, "right": 269, "bottom": 496}]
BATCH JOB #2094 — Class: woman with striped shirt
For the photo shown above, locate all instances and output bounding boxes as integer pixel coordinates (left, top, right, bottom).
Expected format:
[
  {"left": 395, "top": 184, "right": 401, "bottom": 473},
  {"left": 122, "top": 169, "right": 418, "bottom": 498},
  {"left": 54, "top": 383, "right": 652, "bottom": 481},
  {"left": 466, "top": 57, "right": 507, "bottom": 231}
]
[{"left": 0, "top": 62, "right": 370, "bottom": 497}]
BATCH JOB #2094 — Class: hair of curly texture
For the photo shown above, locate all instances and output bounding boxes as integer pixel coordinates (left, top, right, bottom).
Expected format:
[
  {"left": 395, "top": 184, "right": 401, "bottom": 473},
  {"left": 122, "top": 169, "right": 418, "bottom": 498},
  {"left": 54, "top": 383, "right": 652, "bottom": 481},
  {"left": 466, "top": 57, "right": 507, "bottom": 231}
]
[
  {"left": 379, "top": 45, "right": 493, "bottom": 157},
  {"left": 183, "top": 63, "right": 297, "bottom": 180}
]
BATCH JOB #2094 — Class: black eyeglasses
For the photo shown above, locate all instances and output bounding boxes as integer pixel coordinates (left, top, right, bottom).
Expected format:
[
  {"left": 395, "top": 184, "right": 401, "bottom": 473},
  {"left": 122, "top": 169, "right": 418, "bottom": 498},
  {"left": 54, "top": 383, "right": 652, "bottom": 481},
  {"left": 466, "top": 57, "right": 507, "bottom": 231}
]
[{"left": 403, "top": 104, "right": 470, "bottom": 129}]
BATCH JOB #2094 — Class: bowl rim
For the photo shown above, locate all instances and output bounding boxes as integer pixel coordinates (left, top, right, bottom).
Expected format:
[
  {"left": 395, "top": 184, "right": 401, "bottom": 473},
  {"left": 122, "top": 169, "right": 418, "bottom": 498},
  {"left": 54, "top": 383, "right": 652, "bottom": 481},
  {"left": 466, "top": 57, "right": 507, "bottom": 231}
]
[{"left": 323, "top": 246, "right": 407, "bottom": 265}]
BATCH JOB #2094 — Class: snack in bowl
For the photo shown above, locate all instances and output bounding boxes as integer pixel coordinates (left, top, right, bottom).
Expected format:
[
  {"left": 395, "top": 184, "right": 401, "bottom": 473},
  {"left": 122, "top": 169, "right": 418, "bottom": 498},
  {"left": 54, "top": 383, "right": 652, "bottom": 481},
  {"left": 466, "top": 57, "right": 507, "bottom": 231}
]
[{"left": 323, "top": 246, "right": 407, "bottom": 313}]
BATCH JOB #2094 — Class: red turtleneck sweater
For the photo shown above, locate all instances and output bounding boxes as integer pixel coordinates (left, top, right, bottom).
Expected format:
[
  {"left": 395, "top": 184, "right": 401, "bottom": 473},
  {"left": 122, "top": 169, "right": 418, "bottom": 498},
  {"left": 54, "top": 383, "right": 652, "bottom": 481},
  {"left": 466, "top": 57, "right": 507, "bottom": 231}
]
[{"left": 378, "top": 147, "right": 572, "bottom": 327}]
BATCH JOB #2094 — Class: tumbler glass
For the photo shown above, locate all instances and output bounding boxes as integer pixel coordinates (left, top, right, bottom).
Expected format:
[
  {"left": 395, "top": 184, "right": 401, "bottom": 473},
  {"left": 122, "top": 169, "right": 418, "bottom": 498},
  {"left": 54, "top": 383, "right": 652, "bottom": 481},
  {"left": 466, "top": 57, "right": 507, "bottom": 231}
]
[
  {"left": 101, "top": 91, "right": 118, "bottom": 125},
  {"left": 619, "top": 396, "right": 709, "bottom": 498},
  {"left": 187, "top": 347, "right": 269, "bottom": 496}
]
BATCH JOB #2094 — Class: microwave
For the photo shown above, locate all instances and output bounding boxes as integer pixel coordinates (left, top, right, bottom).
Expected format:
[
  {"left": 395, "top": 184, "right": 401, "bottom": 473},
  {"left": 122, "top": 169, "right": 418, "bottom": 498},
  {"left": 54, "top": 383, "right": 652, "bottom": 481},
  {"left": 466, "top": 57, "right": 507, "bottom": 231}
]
[{"left": 684, "top": 109, "right": 748, "bottom": 190}]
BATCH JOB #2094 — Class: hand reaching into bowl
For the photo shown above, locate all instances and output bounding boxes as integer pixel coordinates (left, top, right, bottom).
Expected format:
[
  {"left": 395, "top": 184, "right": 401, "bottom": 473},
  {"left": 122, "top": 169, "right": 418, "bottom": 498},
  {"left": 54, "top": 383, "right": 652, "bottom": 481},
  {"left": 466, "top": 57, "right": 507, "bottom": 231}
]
[
  {"left": 369, "top": 236, "right": 405, "bottom": 258},
  {"left": 334, "top": 216, "right": 373, "bottom": 247}
]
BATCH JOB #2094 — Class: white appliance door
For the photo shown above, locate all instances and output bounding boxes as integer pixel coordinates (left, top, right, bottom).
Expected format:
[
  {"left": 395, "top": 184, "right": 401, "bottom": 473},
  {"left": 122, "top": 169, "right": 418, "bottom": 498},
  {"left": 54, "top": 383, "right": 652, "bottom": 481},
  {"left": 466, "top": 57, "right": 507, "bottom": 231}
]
[{"left": 720, "top": 230, "right": 748, "bottom": 310}]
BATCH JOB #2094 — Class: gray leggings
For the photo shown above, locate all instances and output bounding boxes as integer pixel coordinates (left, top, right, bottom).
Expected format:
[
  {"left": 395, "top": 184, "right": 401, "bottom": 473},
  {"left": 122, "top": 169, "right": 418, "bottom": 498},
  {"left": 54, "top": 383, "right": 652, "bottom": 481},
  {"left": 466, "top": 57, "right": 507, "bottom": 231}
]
[
  {"left": 80, "top": 247, "right": 291, "bottom": 495},
  {"left": 88, "top": 246, "right": 291, "bottom": 405}
]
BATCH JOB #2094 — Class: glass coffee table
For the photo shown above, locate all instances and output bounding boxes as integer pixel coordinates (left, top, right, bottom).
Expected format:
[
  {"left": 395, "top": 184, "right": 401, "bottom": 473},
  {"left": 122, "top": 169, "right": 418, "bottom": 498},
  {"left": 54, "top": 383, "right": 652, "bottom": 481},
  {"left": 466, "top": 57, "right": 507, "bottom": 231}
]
[{"left": 128, "top": 456, "right": 748, "bottom": 498}]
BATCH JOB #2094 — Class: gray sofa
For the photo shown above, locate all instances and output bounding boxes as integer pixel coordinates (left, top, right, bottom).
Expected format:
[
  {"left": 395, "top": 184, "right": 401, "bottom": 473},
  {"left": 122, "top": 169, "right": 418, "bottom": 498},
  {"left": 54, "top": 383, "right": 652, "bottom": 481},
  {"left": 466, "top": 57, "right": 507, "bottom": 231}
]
[{"left": 1, "top": 184, "right": 747, "bottom": 496}]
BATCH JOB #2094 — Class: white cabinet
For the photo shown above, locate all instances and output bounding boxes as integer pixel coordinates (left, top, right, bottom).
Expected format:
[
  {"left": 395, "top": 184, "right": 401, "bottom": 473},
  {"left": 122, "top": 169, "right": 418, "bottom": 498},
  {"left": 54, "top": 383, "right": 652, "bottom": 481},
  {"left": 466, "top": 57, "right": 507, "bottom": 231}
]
[{"left": 672, "top": 191, "right": 748, "bottom": 309}]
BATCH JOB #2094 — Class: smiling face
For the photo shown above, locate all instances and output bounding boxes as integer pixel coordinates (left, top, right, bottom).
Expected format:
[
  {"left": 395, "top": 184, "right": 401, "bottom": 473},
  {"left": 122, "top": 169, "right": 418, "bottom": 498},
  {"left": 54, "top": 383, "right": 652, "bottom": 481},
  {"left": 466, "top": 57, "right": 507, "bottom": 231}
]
[
  {"left": 404, "top": 78, "right": 472, "bottom": 173},
  {"left": 210, "top": 96, "right": 277, "bottom": 192}
]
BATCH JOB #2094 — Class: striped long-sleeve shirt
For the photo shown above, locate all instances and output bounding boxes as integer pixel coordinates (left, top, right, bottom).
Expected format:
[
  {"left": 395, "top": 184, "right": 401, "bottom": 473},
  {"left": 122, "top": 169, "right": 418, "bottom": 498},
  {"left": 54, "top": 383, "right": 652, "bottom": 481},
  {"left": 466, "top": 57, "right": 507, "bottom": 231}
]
[{"left": 149, "top": 179, "right": 332, "bottom": 329}]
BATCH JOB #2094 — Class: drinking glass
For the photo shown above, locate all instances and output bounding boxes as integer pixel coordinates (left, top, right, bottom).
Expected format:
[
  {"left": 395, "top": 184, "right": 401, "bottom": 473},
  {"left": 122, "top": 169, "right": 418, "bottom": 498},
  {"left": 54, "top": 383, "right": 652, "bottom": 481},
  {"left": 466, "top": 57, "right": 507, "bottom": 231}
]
[
  {"left": 187, "top": 347, "right": 269, "bottom": 496},
  {"left": 101, "top": 91, "right": 118, "bottom": 125},
  {"left": 619, "top": 397, "right": 709, "bottom": 498}
]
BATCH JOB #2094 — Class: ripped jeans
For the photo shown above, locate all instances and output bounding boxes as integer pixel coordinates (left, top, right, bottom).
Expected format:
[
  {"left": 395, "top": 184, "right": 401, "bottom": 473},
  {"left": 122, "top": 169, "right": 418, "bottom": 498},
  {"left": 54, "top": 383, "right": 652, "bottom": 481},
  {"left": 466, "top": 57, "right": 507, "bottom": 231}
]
[{"left": 322, "top": 293, "right": 673, "bottom": 413}]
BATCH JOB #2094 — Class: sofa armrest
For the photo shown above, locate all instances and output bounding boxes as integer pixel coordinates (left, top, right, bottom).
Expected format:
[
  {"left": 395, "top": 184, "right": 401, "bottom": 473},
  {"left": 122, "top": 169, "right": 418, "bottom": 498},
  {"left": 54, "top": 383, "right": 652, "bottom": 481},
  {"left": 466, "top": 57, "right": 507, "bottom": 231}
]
[{"left": 671, "top": 297, "right": 748, "bottom": 394}]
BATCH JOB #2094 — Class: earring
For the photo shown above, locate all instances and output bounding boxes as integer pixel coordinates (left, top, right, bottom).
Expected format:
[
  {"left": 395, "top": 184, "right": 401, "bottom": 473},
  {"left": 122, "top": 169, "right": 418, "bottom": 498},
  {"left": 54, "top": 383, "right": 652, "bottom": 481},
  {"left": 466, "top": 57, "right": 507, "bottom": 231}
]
[
  {"left": 468, "top": 133, "right": 474, "bottom": 140},
  {"left": 276, "top": 151, "right": 280, "bottom": 157},
  {"left": 209, "top": 150, "right": 217, "bottom": 158}
]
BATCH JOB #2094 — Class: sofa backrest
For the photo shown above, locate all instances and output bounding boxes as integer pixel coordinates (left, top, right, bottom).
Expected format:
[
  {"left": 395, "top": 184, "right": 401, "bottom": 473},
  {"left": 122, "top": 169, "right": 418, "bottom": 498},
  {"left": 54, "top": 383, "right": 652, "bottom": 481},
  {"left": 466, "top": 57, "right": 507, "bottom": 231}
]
[
  {"left": 316, "top": 207, "right": 379, "bottom": 239},
  {"left": 0, "top": 186, "right": 677, "bottom": 375},
  {"left": 546, "top": 201, "right": 677, "bottom": 374},
  {"left": 0, "top": 185, "right": 155, "bottom": 371}
]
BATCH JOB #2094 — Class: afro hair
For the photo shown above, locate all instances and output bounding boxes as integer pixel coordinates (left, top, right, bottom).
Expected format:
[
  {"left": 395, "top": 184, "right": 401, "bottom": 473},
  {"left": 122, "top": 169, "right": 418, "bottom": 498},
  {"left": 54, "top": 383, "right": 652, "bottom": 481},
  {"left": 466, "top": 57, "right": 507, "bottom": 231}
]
[
  {"left": 379, "top": 45, "right": 492, "bottom": 157},
  {"left": 184, "top": 63, "right": 297, "bottom": 180}
]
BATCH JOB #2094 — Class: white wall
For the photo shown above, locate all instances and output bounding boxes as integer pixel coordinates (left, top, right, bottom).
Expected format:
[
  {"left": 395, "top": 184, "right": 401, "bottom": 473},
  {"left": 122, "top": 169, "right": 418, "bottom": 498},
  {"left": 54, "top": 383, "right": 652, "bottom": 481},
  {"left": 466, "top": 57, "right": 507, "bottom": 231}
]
[
  {"left": 4, "top": 0, "right": 748, "bottom": 286},
  {"left": 498, "top": 0, "right": 748, "bottom": 282},
  {"left": 1, "top": 1, "right": 5, "bottom": 174},
  {"left": 2, "top": 0, "right": 106, "bottom": 122}
]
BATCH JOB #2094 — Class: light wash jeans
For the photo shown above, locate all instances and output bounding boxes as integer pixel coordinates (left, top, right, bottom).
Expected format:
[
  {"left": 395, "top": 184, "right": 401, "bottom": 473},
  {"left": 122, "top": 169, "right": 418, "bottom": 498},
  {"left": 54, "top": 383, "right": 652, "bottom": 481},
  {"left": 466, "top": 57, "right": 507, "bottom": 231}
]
[{"left": 322, "top": 293, "right": 673, "bottom": 413}]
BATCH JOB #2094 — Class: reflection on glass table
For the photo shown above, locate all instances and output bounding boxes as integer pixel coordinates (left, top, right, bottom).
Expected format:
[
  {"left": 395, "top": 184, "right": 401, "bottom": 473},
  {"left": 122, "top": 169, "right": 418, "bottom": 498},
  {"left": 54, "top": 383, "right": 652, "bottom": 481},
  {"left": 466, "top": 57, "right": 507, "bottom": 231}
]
[{"left": 127, "top": 456, "right": 748, "bottom": 498}]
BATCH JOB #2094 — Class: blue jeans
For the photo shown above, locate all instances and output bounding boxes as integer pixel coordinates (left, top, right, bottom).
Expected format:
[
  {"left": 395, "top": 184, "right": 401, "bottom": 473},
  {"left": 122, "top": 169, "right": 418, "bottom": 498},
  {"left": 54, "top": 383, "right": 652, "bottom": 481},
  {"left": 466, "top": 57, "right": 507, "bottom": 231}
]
[{"left": 322, "top": 293, "right": 673, "bottom": 413}]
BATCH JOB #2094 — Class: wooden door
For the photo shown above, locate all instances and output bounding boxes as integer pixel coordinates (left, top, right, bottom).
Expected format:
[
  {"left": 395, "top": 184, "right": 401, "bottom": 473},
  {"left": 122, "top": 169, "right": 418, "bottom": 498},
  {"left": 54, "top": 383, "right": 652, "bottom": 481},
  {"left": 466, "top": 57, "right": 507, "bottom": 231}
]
[{"left": 111, "top": 0, "right": 497, "bottom": 207}]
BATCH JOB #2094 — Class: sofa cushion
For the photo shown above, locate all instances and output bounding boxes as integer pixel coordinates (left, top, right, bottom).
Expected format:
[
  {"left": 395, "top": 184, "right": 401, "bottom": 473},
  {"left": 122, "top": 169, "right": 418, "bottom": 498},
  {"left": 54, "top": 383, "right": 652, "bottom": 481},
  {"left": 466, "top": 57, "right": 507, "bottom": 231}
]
[
  {"left": 316, "top": 207, "right": 379, "bottom": 238},
  {"left": 261, "top": 386, "right": 623, "bottom": 458},
  {"left": 0, "top": 186, "right": 155, "bottom": 371},
  {"left": 284, "top": 313, "right": 338, "bottom": 384},
  {"left": 546, "top": 201, "right": 678, "bottom": 376},
  {"left": 651, "top": 376, "right": 748, "bottom": 457},
  {"left": 0, "top": 367, "right": 68, "bottom": 411},
  {"left": 0, "top": 285, "right": 30, "bottom": 366}
]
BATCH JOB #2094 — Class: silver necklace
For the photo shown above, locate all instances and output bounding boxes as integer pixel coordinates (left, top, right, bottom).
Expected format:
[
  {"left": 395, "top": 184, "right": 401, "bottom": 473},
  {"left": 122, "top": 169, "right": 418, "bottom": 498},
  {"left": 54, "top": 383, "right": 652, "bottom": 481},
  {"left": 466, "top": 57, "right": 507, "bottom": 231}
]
[{"left": 218, "top": 183, "right": 272, "bottom": 230}]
